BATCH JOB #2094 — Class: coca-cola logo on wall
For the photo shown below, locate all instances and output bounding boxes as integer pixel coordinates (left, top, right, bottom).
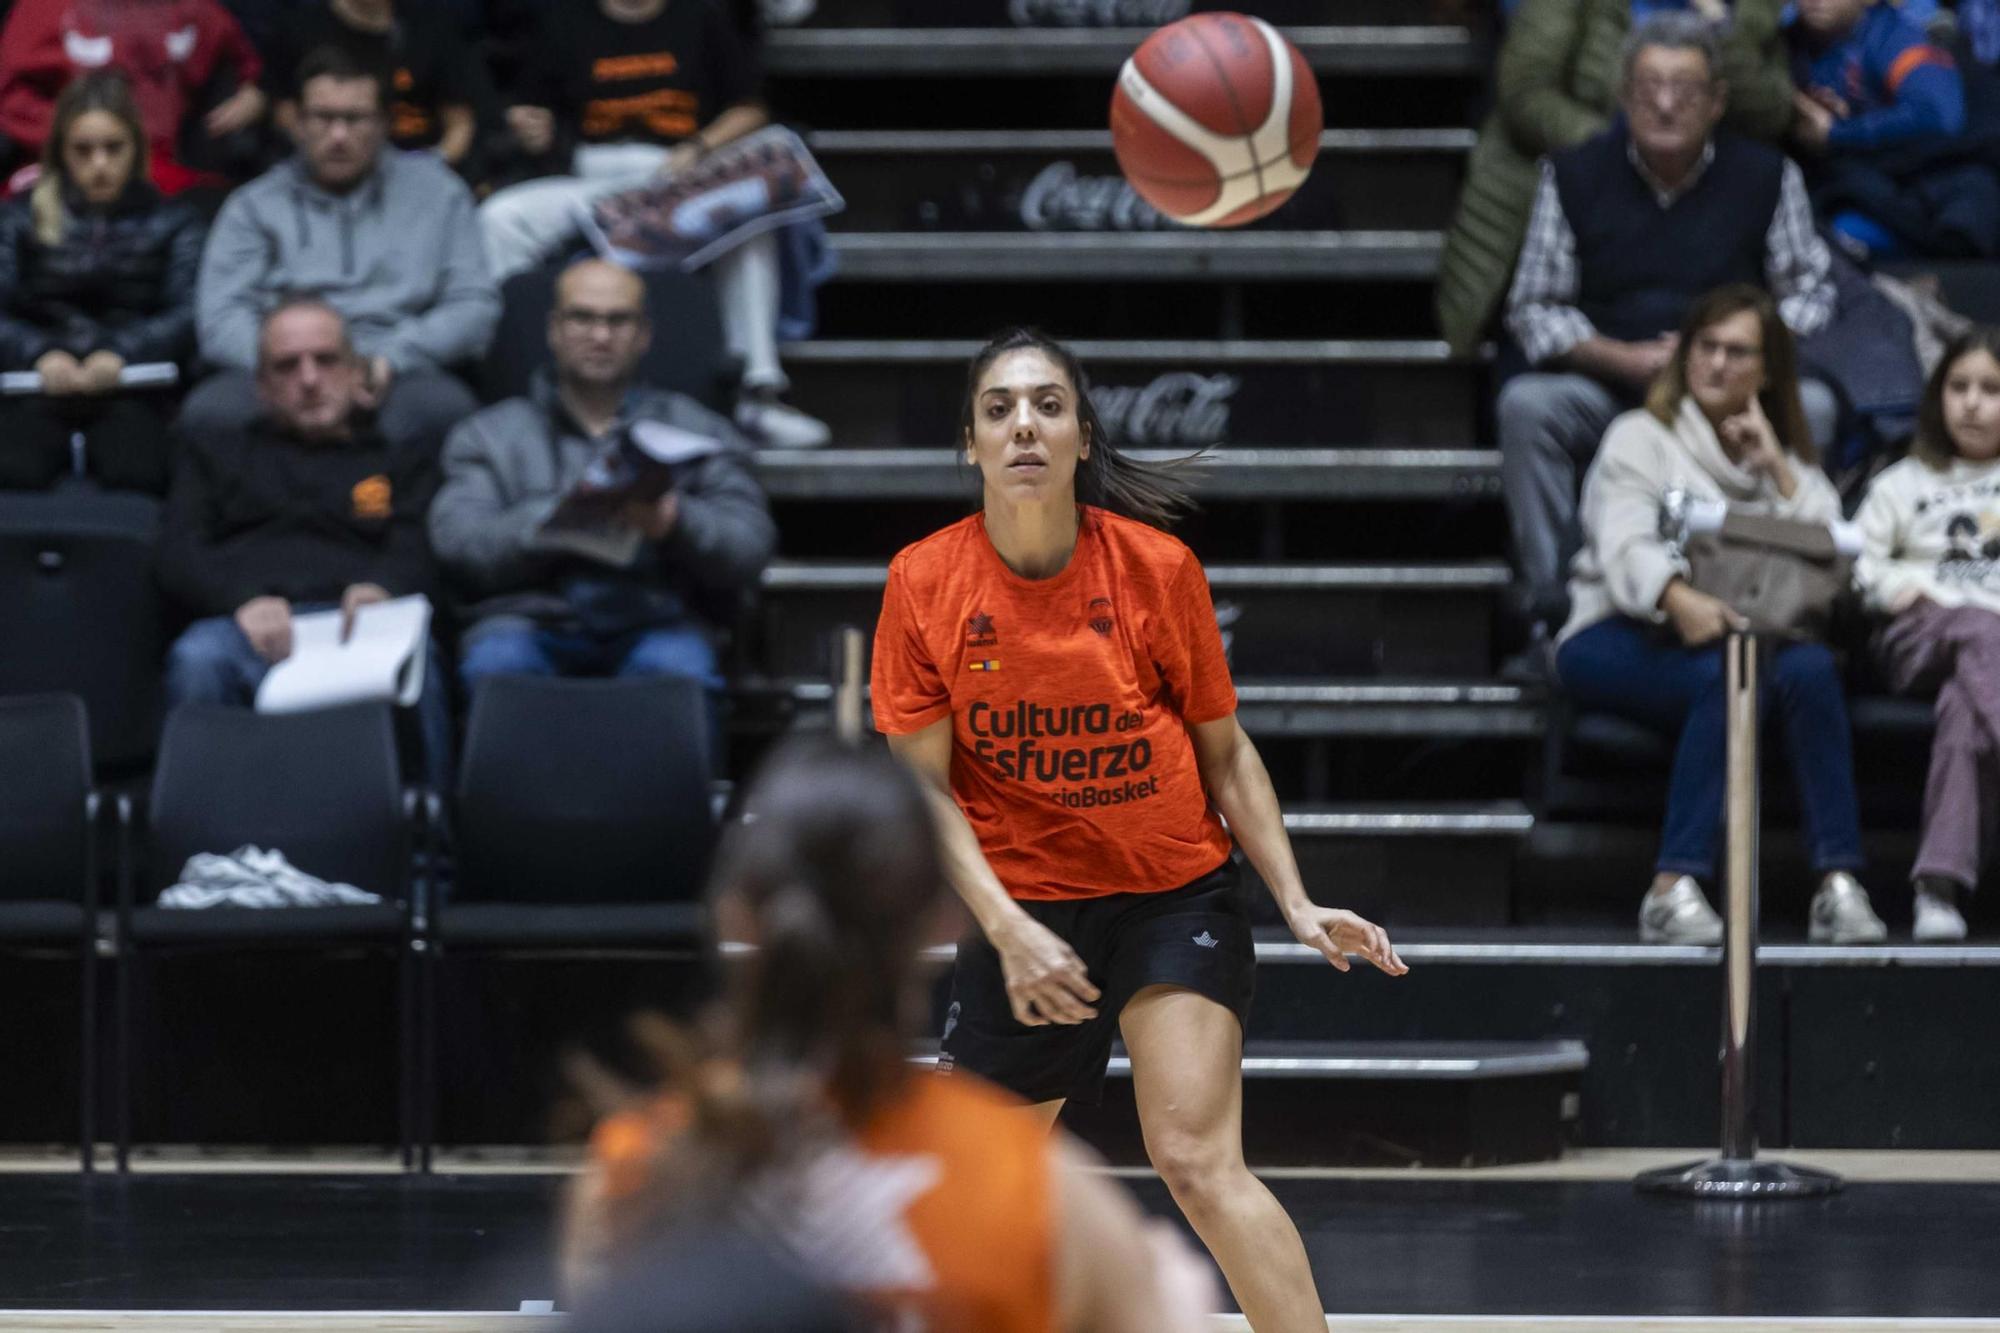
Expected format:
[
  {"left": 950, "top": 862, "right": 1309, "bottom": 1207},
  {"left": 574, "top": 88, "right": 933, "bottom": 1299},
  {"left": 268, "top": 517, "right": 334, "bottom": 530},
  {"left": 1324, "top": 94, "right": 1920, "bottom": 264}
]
[
  {"left": 1010, "top": 0, "right": 1191, "bottom": 25},
  {"left": 1091, "top": 372, "right": 1239, "bottom": 449},
  {"left": 1020, "top": 162, "right": 1169, "bottom": 232}
]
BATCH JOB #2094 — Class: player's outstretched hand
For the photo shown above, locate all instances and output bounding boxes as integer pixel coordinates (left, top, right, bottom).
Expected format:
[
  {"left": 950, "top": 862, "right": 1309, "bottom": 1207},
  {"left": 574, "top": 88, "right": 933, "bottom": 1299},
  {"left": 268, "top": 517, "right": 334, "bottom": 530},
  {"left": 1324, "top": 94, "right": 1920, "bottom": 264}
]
[
  {"left": 1286, "top": 906, "right": 1409, "bottom": 976},
  {"left": 992, "top": 913, "right": 1101, "bottom": 1027}
]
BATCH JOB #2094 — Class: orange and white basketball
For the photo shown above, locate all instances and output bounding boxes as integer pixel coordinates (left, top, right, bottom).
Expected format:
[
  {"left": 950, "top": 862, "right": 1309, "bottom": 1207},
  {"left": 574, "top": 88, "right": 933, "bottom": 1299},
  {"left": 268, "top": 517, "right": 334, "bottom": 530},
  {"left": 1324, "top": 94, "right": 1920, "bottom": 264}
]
[{"left": 1109, "top": 12, "right": 1323, "bottom": 228}]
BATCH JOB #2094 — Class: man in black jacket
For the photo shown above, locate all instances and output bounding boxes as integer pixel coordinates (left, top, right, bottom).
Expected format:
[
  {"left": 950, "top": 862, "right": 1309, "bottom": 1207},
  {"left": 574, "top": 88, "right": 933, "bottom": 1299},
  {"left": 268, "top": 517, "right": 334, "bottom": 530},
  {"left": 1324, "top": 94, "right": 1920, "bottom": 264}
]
[{"left": 159, "top": 295, "right": 450, "bottom": 785}]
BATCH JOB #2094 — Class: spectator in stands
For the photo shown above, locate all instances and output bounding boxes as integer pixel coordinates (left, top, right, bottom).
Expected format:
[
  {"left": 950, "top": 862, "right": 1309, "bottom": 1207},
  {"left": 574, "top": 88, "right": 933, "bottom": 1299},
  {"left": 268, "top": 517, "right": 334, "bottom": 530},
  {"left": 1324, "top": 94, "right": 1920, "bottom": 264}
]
[
  {"left": 428, "top": 258, "right": 773, "bottom": 726},
  {"left": 259, "top": 0, "right": 490, "bottom": 174},
  {"left": 1500, "top": 12, "right": 1841, "bottom": 630},
  {"left": 188, "top": 45, "right": 496, "bottom": 450},
  {"left": 1437, "top": 0, "right": 1797, "bottom": 358},
  {"left": 0, "top": 72, "right": 202, "bottom": 493},
  {"left": 1788, "top": 0, "right": 1996, "bottom": 259},
  {"left": 477, "top": 0, "right": 831, "bottom": 450},
  {"left": 158, "top": 295, "right": 450, "bottom": 787},
  {"left": 1557, "top": 285, "right": 1885, "bottom": 945},
  {"left": 1855, "top": 327, "right": 2000, "bottom": 942},
  {"left": 0, "top": 0, "right": 266, "bottom": 196}
]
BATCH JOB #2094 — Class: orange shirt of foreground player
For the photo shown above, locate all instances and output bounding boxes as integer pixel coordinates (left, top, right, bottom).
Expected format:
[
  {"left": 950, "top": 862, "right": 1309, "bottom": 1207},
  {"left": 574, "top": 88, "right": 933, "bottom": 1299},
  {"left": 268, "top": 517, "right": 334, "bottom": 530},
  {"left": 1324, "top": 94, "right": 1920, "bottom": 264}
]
[
  {"left": 872, "top": 505, "right": 1237, "bottom": 901},
  {"left": 589, "top": 1072, "right": 1057, "bottom": 1333}
]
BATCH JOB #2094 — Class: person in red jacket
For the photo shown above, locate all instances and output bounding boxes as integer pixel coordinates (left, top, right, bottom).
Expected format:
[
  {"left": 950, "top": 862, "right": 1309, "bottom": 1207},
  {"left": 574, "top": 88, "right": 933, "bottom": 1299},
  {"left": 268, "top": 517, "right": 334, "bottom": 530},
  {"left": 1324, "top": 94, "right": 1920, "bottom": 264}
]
[{"left": 0, "top": 0, "right": 265, "bottom": 196}]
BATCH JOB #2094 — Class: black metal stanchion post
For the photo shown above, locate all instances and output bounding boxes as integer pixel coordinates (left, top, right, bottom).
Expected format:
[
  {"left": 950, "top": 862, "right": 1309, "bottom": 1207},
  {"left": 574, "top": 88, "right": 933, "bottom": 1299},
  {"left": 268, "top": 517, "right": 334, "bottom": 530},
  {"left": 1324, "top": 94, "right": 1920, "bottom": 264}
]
[{"left": 1636, "top": 631, "right": 1842, "bottom": 1198}]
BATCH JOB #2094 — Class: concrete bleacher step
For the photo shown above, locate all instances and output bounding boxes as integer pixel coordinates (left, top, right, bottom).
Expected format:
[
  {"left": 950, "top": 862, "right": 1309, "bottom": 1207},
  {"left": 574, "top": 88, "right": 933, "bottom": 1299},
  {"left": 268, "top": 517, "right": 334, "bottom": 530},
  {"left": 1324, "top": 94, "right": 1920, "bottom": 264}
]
[
  {"left": 808, "top": 128, "right": 1471, "bottom": 232},
  {"left": 1233, "top": 680, "right": 1539, "bottom": 737},
  {"left": 775, "top": 338, "right": 1482, "bottom": 448},
  {"left": 1240, "top": 925, "right": 2000, "bottom": 1151},
  {"left": 755, "top": 561, "right": 1508, "bottom": 677},
  {"left": 1256, "top": 802, "right": 1533, "bottom": 928},
  {"left": 826, "top": 229, "right": 1442, "bottom": 281},
  {"left": 795, "top": 0, "right": 1453, "bottom": 30},
  {"left": 765, "top": 25, "right": 1482, "bottom": 76},
  {"left": 914, "top": 1038, "right": 1585, "bottom": 1166},
  {"left": 755, "top": 447, "right": 1501, "bottom": 501}
]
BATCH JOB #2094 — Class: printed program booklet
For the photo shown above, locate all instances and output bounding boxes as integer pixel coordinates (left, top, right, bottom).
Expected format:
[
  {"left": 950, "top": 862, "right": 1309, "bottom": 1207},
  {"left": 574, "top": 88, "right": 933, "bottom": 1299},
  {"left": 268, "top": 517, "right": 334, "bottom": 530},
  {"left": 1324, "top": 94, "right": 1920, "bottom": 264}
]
[
  {"left": 577, "top": 125, "right": 844, "bottom": 273},
  {"left": 533, "top": 419, "right": 726, "bottom": 566},
  {"left": 254, "top": 594, "right": 432, "bottom": 714}
]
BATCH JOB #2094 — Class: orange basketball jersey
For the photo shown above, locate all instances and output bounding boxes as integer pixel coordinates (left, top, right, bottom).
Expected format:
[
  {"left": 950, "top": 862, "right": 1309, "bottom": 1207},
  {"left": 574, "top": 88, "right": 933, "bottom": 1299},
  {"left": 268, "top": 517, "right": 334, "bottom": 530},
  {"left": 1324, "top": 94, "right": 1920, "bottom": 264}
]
[{"left": 591, "top": 1071, "right": 1057, "bottom": 1332}]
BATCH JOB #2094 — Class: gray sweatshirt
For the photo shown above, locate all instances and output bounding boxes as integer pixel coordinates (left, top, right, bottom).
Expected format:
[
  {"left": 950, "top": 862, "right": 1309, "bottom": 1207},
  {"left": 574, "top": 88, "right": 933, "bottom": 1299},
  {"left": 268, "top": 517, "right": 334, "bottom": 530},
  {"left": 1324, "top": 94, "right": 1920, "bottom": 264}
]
[
  {"left": 196, "top": 151, "right": 499, "bottom": 373},
  {"left": 428, "top": 374, "right": 775, "bottom": 633},
  {"left": 1561, "top": 396, "right": 1842, "bottom": 643}
]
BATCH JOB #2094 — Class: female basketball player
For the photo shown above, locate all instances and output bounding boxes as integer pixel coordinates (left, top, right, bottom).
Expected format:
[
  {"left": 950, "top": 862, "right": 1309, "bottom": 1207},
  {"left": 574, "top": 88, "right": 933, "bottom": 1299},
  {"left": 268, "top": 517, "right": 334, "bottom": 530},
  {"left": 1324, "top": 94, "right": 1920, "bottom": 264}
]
[
  {"left": 873, "top": 328, "right": 1409, "bottom": 1331},
  {"left": 560, "top": 738, "right": 1215, "bottom": 1331}
]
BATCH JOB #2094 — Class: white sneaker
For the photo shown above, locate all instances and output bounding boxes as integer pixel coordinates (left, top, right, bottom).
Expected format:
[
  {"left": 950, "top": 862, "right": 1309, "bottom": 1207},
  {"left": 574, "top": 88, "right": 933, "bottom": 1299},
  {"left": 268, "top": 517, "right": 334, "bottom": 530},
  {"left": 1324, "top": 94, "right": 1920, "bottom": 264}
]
[
  {"left": 737, "top": 395, "right": 832, "bottom": 449},
  {"left": 1913, "top": 880, "right": 1969, "bottom": 943},
  {"left": 1639, "top": 876, "right": 1724, "bottom": 944},
  {"left": 1808, "top": 872, "right": 1888, "bottom": 945}
]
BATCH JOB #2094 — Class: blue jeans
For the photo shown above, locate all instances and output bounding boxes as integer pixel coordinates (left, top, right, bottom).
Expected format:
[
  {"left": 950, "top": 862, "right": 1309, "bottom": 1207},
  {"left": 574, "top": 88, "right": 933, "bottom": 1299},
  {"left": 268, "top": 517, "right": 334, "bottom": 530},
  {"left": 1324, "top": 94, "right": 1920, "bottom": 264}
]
[
  {"left": 458, "top": 619, "right": 725, "bottom": 756},
  {"left": 1555, "top": 617, "right": 1866, "bottom": 879},
  {"left": 164, "top": 608, "right": 455, "bottom": 793}
]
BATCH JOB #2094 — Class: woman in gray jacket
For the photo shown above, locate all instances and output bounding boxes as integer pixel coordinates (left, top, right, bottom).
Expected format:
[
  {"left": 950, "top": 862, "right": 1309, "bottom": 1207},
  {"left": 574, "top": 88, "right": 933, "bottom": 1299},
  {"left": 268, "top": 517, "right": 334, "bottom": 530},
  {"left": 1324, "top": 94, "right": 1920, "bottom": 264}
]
[{"left": 1555, "top": 285, "right": 1885, "bottom": 945}]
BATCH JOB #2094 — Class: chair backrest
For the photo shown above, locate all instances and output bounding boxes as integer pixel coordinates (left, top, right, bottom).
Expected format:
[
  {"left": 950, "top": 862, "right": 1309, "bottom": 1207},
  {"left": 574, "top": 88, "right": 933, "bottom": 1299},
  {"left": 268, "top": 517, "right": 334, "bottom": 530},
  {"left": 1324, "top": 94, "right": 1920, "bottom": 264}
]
[
  {"left": 0, "top": 694, "right": 91, "bottom": 904},
  {"left": 481, "top": 261, "right": 735, "bottom": 414},
  {"left": 0, "top": 493, "right": 164, "bottom": 770},
  {"left": 147, "top": 703, "right": 407, "bottom": 899},
  {"left": 455, "top": 675, "right": 715, "bottom": 906}
]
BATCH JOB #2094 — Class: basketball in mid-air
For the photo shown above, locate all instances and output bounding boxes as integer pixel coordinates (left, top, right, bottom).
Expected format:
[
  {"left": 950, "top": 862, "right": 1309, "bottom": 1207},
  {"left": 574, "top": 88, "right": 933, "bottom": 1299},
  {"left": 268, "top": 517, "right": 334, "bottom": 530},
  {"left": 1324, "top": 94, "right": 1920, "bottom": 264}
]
[{"left": 1109, "top": 12, "right": 1322, "bottom": 228}]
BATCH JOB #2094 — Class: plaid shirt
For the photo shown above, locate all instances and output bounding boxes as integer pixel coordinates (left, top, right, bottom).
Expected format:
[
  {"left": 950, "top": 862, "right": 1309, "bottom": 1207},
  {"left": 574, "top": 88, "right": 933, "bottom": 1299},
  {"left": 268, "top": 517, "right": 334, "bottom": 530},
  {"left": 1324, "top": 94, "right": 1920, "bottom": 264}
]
[{"left": 1503, "top": 145, "right": 1836, "bottom": 367}]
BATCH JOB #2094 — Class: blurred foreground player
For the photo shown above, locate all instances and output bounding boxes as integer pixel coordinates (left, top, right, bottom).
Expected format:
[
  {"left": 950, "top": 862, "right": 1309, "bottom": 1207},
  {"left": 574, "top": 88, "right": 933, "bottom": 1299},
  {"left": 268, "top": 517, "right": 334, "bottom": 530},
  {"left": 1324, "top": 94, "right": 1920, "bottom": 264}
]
[
  {"left": 872, "top": 329, "right": 1408, "bottom": 1332},
  {"left": 561, "top": 738, "right": 1216, "bottom": 1332}
]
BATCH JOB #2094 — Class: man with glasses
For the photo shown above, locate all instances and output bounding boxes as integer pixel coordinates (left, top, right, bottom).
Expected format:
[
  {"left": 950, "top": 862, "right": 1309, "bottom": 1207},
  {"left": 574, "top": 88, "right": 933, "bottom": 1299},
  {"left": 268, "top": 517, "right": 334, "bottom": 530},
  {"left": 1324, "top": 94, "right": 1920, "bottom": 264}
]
[
  {"left": 428, "top": 258, "right": 773, "bottom": 727},
  {"left": 1499, "top": 11, "right": 1840, "bottom": 642},
  {"left": 187, "top": 44, "right": 497, "bottom": 451}
]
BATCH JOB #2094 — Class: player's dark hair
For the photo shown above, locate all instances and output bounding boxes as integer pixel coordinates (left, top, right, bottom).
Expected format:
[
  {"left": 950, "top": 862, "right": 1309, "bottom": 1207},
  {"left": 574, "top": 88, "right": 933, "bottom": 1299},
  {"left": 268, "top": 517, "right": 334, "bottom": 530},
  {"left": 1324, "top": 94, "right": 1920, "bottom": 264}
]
[
  {"left": 571, "top": 739, "right": 945, "bottom": 1249},
  {"left": 960, "top": 327, "right": 1197, "bottom": 528},
  {"left": 1913, "top": 326, "right": 2000, "bottom": 472}
]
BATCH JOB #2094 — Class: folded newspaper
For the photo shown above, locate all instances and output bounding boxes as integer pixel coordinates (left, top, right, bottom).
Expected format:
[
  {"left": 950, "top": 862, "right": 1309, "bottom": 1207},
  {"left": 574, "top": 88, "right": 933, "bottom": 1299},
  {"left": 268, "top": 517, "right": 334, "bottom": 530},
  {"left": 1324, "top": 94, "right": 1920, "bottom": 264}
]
[
  {"left": 158, "top": 846, "right": 383, "bottom": 909},
  {"left": 577, "top": 124, "right": 844, "bottom": 273},
  {"left": 254, "top": 594, "right": 432, "bottom": 714},
  {"left": 534, "top": 418, "right": 726, "bottom": 566}
]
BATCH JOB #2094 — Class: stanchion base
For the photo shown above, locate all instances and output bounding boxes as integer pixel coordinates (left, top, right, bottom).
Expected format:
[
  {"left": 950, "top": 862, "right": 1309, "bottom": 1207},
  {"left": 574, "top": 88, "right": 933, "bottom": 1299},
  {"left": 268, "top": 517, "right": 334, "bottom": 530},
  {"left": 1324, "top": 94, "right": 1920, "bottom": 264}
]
[{"left": 1635, "top": 1157, "right": 1843, "bottom": 1198}]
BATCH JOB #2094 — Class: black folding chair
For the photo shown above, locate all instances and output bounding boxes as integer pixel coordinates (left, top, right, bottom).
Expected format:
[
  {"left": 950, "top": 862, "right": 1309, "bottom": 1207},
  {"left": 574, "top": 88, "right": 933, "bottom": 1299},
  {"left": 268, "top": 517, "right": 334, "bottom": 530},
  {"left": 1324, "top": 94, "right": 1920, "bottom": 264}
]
[
  {"left": 116, "top": 703, "right": 425, "bottom": 1170},
  {"left": 425, "top": 674, "right": 717, "bottom": 1168},
  {"left": 0, "top": 695, "right": 109, "bottom": 1170},
  {"left": 0, "top": 492, "right": 165, "bottom": 771}
]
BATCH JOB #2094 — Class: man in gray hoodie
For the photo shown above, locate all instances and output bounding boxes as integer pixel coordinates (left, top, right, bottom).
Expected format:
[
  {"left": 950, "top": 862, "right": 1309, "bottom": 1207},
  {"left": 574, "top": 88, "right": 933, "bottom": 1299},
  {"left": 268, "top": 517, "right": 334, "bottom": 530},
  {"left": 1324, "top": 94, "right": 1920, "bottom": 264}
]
[
  {"left": 428, "top": 258, "right": 773, "bottom": 724},
  {"left": 186, "top": 44, "right": 498, "bottom": 450}
]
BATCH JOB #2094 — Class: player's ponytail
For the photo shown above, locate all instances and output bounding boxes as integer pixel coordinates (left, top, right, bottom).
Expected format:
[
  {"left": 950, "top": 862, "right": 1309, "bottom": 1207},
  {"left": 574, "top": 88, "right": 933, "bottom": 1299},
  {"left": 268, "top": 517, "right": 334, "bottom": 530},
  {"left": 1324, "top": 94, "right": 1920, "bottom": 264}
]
[
  {"left": 962, "top": 327, "right": 1199, "bottom": 529},
  {"left": 570, "top": 740, "right": 945, "bottom": 1253}
]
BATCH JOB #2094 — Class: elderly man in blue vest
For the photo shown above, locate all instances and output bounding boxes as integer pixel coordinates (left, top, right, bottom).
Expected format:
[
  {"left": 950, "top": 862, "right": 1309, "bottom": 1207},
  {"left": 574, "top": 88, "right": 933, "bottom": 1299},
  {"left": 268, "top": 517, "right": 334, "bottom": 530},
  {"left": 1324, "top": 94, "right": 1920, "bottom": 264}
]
[{"left": 1500, "top": 10, "right": 1841, "bottom": 633}]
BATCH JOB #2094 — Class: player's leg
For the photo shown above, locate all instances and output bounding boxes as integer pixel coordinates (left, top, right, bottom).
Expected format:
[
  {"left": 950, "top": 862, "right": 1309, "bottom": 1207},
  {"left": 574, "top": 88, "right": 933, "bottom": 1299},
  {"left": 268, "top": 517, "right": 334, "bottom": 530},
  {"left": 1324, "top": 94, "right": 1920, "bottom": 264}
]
[{"left": 1121, "top": 984, "right": 1323, "bottom": 1333}]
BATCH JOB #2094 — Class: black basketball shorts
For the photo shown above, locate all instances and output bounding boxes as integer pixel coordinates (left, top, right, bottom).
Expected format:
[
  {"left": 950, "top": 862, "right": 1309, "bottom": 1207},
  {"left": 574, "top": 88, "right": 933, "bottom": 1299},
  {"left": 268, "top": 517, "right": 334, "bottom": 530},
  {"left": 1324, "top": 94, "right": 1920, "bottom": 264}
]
[{"left": 937, "top": 857, "right": 1255, "bottom": 1105}]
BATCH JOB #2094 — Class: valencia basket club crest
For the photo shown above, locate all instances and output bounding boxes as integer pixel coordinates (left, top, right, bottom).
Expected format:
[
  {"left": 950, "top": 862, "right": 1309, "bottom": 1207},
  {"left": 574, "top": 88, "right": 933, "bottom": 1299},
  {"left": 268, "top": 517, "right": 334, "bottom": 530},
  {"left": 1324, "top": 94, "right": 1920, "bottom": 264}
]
[
  {"left": 1088, "top": 597, "right": 1115, "bottom": 636},
  {"left": 966, "top": 612, "right": 998, "bottom": 647}
]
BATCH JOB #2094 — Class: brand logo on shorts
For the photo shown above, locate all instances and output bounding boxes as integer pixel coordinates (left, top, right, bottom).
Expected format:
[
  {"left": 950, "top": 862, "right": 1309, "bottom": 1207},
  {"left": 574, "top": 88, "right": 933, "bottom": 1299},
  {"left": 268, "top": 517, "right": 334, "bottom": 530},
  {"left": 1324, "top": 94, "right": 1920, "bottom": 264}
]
[
  {"left": 966, "top": 612, "right": 997, "bottom": 647},
  {"left": 941, "top": 1000, "right": 960, "bottom": 1043},
  {"left": 1192, "top": 931, "right": 1219, "bottom": 949}
]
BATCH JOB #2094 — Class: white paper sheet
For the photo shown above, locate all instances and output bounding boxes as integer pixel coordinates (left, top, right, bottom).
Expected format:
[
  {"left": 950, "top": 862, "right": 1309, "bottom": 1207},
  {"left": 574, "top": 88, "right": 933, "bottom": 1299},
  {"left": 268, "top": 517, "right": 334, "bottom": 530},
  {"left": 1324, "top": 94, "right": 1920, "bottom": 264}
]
[{"left": 254, "top": 594, "right": 432, "bottom": 714}]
